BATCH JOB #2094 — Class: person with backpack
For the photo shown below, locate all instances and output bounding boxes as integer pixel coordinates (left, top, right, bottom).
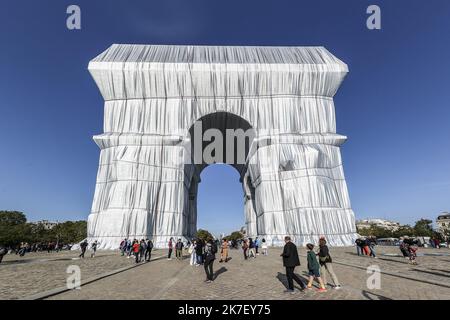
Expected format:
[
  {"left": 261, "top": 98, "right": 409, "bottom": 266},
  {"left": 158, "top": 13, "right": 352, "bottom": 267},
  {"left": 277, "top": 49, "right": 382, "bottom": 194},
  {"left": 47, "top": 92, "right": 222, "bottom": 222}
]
[
  {"left": 317, "top": 237, "right": 341, "bottom": 289},
  {"left": 145, "top": 239, "right": 153, "bottom": 262},
  {"left": 306, "top": 243, "right": 327, "bottom": 292},
  {"left": 79, "top": 239, "right": 88, "bottom": 259},
  {"left": 248, "top": 238, "right": 256, "bottom": 258},
  {"left": 203, "top": 239, "right": 217, "bottom": 283}
]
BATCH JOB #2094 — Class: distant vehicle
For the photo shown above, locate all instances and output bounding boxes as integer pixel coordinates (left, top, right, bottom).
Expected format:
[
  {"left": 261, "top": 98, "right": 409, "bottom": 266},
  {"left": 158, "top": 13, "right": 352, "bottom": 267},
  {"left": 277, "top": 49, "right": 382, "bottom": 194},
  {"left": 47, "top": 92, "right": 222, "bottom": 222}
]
[
  {"left": 438, "top": 242, "right": 448, "bottom": 248},
  {"left": 377, "top": 238, "right": 399, "bottom": 246}
]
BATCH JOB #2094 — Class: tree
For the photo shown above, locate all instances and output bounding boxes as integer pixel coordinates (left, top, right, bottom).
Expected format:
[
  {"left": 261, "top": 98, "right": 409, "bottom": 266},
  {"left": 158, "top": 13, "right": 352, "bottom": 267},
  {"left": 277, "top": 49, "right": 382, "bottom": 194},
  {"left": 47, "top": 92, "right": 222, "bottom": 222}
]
[
  {"left": 413, "top": 219, "right": 434, "bottom": 237},
  {"left": 0, "top": 211, "right": 29, "bottom": 247},
  {"left": 0, "top": 211, "right": 26, "bottom": 225},
  {"left": 195, "top": 229, "right": 214, "bottom": 242},
  {"left": 224, "top": 231, "right": 244, "bottom": 241},
  {"left": 392, "top": 225, "right": 415, "bottom": 238}
]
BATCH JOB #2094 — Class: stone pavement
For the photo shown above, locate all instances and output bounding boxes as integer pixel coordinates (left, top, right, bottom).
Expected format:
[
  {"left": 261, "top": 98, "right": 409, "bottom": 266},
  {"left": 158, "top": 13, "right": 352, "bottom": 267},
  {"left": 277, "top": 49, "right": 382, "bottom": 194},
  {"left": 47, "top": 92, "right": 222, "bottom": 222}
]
[{"left": 1, "top": 246, "right": 450, "bottom": 300}]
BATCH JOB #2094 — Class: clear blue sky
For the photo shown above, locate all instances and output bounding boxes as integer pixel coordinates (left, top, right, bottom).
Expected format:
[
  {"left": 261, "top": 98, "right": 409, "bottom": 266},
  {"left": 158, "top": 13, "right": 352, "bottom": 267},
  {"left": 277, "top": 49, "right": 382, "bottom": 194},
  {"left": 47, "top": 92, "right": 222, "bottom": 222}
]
[{"left": 1, "top": 0, "right": 449, "bottom": 236}]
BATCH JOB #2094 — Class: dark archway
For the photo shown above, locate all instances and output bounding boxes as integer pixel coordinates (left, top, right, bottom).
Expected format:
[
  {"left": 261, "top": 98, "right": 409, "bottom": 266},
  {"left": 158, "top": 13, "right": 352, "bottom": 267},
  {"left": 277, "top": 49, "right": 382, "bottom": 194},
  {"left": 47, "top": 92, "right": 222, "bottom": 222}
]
[{"left": 184, "top": 112, "right": 256, "bottom": 238}]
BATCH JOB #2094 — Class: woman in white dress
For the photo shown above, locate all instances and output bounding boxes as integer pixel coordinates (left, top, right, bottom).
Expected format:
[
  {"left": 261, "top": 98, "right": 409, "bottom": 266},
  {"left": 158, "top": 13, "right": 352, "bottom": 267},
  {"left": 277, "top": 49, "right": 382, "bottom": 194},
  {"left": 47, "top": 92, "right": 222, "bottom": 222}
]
[
  {"left": 189, "top": 240, "right": 197, "bottom": 266},
  {"left": 261, "top": 238, "right": 268, "bottom": 256}
]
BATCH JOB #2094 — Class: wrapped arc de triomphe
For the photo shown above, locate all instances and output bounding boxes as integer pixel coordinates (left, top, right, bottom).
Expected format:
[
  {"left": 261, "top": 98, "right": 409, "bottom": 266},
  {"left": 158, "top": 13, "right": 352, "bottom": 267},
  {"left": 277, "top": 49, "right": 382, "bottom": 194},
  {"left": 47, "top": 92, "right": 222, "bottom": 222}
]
[{"left": 86, "top": 44, "right": 358, "bottom": 249}]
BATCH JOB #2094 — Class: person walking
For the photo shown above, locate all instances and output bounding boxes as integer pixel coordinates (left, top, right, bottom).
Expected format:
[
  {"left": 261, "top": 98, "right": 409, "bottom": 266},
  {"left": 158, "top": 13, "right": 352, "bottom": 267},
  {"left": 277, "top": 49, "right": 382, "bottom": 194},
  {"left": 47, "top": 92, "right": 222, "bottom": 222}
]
[
  {"left": 306, "top": 243, "right": 327, "bottom": 292},
  {"left": 120, "top": 238, "right": 126, "bottom": 256},
  {"left": 132, "top": 240, "right": 140, "bottom": 263},
  {"left": 242, "top": 239, "right": 249, "bottom": 260},
  {"left": 195, "top": 239, "right": 204, "bottom": 265},
  {"left": 280, "top": 236, "right": 306, "bottom": 294},
  {"left": 368, "top": 237, "right": 377, "bottom": 258},
  {"left": 175, "top": 238, "right": 184, "bottom": 260},
  {"left": 126, "top": 238, "right": 132, "bottom": 257},
  {"left": 90, "top": 240, "right": 98, "bottom": 258},
  {"left": 248, "top": 238, "right": 256, "bottom": 258},
  {"left": 139, "top": 239, "right": 146, "bottom": 262},
  {"left": 204, "top": 239, "right": 217, "bottom": 283},
  {"left": 219, "top": 239, "right": 229, "bottom": 263},
  {"left": 145, "top": 239, "right": 153, "bottom": 262},
  {"left": 317, "top": 237, "right": 341, "bottom": 289},
  {"left": 189, "top": 240, "right": 197, "bottom": 266},
  {"left": 261, "top": 238, "right": 268, "bottom": 256},
  {"left": 168, "top": 237, "right": 174, "bottom": 260},
  {"left": 79, "top": 239, "right": 88, "bottom": 259},
  {"left": 255, "top": 237, "right": 260, "bottom": 255}
]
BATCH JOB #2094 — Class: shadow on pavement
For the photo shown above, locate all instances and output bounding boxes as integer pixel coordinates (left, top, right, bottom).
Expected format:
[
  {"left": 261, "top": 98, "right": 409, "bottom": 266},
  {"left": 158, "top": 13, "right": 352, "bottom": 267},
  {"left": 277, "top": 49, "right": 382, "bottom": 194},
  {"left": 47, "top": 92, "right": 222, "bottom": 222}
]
[
  {"left": 213, "top": 267, "right": 228, "bottom": 280},
  {"left": 276, "top": 272, "right": 307, "bottom": 290},
  {"left": 362, "top": 290, "right": 392, "bottom": 300}
]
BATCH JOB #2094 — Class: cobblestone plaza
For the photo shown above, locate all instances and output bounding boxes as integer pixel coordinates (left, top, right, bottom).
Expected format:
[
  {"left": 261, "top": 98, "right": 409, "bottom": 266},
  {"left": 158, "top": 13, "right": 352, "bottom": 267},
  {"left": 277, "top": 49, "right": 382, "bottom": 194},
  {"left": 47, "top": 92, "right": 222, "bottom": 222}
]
[{"left": 1, "top": 246, "right": 449, "bottom": 300}]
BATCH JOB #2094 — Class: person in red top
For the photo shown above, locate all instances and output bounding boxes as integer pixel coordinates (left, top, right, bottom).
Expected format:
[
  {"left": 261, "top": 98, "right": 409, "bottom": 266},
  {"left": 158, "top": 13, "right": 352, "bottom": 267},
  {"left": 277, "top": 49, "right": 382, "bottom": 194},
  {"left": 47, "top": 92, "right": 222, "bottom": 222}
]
[
  {"left": 132, "top": 240, "right": 140, "bottom": 263},
  {"left": 168, "top": 237, "right": 174, "bottom": 260}
]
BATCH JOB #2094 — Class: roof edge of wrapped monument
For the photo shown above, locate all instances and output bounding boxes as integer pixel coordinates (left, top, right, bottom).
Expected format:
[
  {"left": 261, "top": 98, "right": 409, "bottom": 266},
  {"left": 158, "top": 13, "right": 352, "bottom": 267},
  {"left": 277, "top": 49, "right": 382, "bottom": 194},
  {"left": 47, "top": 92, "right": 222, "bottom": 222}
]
[
  {"left": 88, "top": 44, "right": 348, "bottom": 100},
  {"left": 89, "top": 44, "right": 347, "bottom": 69}
]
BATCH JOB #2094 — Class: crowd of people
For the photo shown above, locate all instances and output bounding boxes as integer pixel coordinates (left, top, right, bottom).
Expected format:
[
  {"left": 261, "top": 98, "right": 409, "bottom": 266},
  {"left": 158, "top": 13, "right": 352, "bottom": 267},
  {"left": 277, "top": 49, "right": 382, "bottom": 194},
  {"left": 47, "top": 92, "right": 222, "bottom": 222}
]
[
  {"left": 354, "top": 237, "right": 378, "bottom": 258},
  {"left": 399, "top": 237, "right": 419, "bottom": 264},
  {"left": 118, "top": 238, "right": 154, "bottom": 263},
  {"left": 281, "top": 236, "right": 341, "bottom": 294}
]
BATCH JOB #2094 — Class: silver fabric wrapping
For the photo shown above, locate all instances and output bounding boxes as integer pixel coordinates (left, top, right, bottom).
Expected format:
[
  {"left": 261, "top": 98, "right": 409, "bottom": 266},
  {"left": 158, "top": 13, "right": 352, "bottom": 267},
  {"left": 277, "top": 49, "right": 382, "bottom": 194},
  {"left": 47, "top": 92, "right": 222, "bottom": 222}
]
[{"left": 87, "top": 44, "right": 357, "bottom": 249}]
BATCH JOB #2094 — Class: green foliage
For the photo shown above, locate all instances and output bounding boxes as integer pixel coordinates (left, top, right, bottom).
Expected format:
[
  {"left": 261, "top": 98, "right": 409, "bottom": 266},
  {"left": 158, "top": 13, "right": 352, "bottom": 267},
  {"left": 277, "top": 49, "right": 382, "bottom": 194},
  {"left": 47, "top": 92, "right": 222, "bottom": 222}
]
[
  {"left": 195, "top": 229, "right": 214, "bottom": 242},
  {"left": 0, "top": 211, "right": 87, "bottom": 247},
  {"left": 413, "top": 219, "right": 434, "bottom": 237},
  {"left": 224, "top": 231, "right": 243, "bottom": 241}
]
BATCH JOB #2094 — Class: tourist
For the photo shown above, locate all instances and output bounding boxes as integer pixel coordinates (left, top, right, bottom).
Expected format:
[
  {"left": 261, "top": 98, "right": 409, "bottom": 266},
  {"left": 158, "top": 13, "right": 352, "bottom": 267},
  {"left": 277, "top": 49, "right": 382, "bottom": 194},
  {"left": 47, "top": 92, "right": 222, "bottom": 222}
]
[
  {"left": 167, "top": 237, "right": 174, "bottom": 260},
  {"left": 306, "top": 243, "right": 327, "bottom": 292},
  {"left": 90, "top": 240, "right": 98, "bottom": 258},
  {"left": 195, "top": 239, "right": 204, "bottom": 265},
  {"left": 145, "top": 238, "right": 153, "bottom": 262},
  {"left": 280, "top": 236, "right": 306, "bottom": 293},
  {"left": 203, "top": 239, "right": 217, "bottom": 283},
  {"left": 219, "top": 239, "right": 229, "bottom": 263},
  {"left": 139, "top": 239, "right": 146, "bottom": 262},
  {"left": 189, "top": 240, "right": 197, "bottom": 266},
  {"left": 79, "top": 239, "right": 88, "bottom": 259},
  {"left": 317, "top": 237, "right": 341, "bottom": 289},
  {"left": 355, "top": 238, "right": 364, "bottom": 256},
  {"left": 255, "top": 237, "right": 260, "bottom": 255},
  {"left": 248, "top": 238, "right": 256, "bottom": 258},
  {"left": 175, "top": 238, "right": 184, "bottom": 260},
  {"left": 126, "top": 238, "right": 132, "bottom": 257},
  {"left": 261, "top": 238, "right": 268, "bottom": 256},
  {"left": 399, "top": 238, "right": 410, "bottom": 258},
  {"left": 368, "top": 237, "right": 377, "bottom": 258},
  {"left": 120, "top": 238, "right": 127, "bottom": 256},
  {"left": 132, "top": 240, "right": 140, "bottom": 263},
  {"left": 242, "top": 239, "right": 249, "bottom": 260}
]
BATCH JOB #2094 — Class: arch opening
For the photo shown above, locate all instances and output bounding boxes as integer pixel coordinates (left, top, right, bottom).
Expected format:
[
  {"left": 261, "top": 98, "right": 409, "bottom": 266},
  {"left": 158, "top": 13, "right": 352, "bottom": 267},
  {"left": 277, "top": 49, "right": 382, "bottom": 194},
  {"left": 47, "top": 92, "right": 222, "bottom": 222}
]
[{"left": 183, "top": 112, "right": 257, "bottom": 239}]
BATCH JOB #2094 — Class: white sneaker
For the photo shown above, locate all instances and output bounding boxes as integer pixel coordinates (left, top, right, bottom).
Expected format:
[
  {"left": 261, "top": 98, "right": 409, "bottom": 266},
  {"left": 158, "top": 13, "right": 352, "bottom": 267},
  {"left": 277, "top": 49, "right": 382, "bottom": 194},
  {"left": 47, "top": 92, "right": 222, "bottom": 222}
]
[{"left": 334, "top": 285, "right": 342, "bottom": 290}]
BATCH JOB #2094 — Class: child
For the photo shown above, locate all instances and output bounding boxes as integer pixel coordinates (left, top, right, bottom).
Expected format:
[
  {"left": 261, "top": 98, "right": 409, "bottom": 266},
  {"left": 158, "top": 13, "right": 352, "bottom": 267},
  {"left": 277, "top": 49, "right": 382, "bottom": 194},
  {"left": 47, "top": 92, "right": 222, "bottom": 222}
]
[{"left": 306, "top": 243, "right": 327, "bottom": 292}]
